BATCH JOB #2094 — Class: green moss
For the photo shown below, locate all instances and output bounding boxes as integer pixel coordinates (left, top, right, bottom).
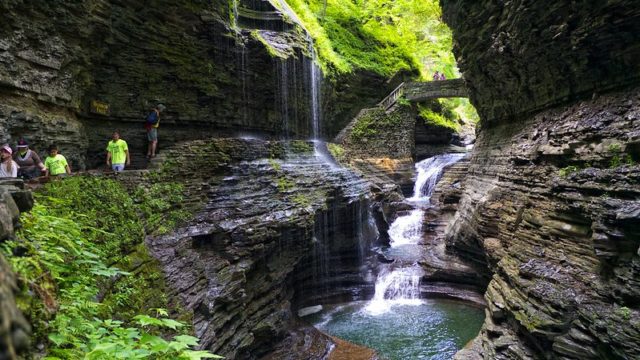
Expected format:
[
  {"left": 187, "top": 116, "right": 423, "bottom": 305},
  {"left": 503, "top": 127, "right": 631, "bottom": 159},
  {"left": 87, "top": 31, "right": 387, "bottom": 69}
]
[
  {"left": 269, "top": 158, "right": 283, "bottom": 171},
  {"left": 292, "top": 193, "right": 311, "bottom": 207},
  {"left": 349, "top": 108, "right": 408, "bottom": 143},
  {"left": 327, "top": 142, "right": 345, "bottom": 160},
  {"left": 418, "top": 100, "right": 461, "bottom": 131},
  {"left": 289, "top": 140, "right": 314, "bottom": 153},
  {"left": 277, "top": 176, "right": 294, "bottom": 192},
  {"left": 558, "top": 165, "right": 579, "bottom": 177},
  {"left": 250, "top": 30, "right": 288, "bottom": 59}
]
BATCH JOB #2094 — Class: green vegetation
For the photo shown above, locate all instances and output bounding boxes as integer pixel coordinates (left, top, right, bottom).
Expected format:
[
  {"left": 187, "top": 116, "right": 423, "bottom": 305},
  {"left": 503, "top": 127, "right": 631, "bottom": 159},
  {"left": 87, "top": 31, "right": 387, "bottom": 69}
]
[
  {"left": 617, "top": 306, "right": 632, "bottom": 321},
  {"left": 283, "top": 0, "right": 456, "bottom": 79},
  {"left": 289, "top": 140, "right": 315, "bottom": 153},
  {"left": 292, "top": 193, "right": 311, "bottom": 207},
  {"left": 559, "top": 165, "right": 580, "bottom": 177},
  {"left": 250, "top": 30, "right": 288, "bottom": 59},
  {"left": 1, "top": 177, "right": 216, "bottom": 359},
  {"left": 327, "top": 142, "right": 345, "bottom": 161},
  {"left": 418, "top": 100, "right": 459, "bottom": 131},
  {"left": 350, "top": 112, "right": 379, "bottom": 141},
  {"left": 607, "top": 143, "right": 635, "bottom": 168},
  {"left": 349, "top": 108, "right": 408, "bottom": 143},
  {"left": 277, "top": 177, "right": 295, "bottom": 192}
]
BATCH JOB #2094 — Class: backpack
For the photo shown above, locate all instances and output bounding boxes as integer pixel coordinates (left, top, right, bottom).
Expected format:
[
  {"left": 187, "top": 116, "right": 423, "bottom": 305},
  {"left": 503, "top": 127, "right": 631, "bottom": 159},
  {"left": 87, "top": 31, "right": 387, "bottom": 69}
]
[{"left": 145, "top": 109, "right": 159, "bottom": 125}]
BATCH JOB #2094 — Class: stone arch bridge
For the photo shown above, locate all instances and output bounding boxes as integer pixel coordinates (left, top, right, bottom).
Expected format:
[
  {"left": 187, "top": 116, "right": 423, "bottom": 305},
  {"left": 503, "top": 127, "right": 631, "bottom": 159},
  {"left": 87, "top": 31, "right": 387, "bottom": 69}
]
[{"left": 378, "top": 78, "right": 468, "bottom": 110}]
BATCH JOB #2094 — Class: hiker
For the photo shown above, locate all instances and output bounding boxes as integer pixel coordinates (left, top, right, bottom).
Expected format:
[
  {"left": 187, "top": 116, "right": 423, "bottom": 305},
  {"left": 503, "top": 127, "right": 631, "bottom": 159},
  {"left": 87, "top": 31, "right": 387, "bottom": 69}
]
[
  {"left": 433, "top": 71, "right": 440, "bottom": 81},
  {"left": 0, "top": 145, "right": 18, "bottom": 178},
  {"left": 44, "top": 144, "right": 71, "bottom": 177},
  {"left": 144, "top": 103, "right": 165, "bottom": 158},
  {"left": 439, "top": 72, "right": 447, "bottom": 80},
  {"left": 13, "top": 139, "right": 46, "bottom": 179},
  {"left": 106, "top": 130, "right": 130, "bottom": 172}
]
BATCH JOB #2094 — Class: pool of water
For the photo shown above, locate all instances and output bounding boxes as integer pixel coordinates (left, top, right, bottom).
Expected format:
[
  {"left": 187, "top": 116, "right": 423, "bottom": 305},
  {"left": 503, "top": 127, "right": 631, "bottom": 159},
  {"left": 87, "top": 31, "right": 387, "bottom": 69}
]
[{"left": 308, "top": 300, "right": 485, "bottom": 360}]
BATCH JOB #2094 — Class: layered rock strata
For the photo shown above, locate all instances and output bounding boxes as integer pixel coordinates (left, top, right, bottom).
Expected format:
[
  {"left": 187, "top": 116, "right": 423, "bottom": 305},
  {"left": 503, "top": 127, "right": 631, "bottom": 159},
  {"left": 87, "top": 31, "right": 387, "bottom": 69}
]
[
  {"left": 441, "top": 1, "right": 640, "bottom": 357},
  {"left": 0, "top": 179, "right": 34, "bottom": 360},
  {"left": 146, "top": 139, "right": 382, "bottom": 359},
  {"left": 0, "top": 1, "right": 393, "bottom": 169},
  {"left": 447, "top": 89, "right": 640, "bottom": 359},
  {"left": 419, "top": 158, "right": 487, "bottom": 305}
]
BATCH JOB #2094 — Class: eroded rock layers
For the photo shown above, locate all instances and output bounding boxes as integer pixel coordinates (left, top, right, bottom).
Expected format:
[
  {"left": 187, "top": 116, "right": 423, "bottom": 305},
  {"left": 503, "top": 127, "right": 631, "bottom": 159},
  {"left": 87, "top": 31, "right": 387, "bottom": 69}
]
[
  {"left": 441, "top": 0, "right": 640, "bottom": 358},
  {"left": 147, "top": 139, "right": 381, "bottom": 359},
  {"left": 0, "top": 1, "right": 392, "bottom": 169},
  {"left": 0, "top": 180, "right": 34, "bottom": 360}
]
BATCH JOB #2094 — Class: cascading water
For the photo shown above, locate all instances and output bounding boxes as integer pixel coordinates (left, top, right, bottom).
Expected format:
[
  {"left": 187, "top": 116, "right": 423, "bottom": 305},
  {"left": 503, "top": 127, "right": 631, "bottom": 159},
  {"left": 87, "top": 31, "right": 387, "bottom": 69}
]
[{"left": 365, "top": 153, "right": 465, "bottom": 314}]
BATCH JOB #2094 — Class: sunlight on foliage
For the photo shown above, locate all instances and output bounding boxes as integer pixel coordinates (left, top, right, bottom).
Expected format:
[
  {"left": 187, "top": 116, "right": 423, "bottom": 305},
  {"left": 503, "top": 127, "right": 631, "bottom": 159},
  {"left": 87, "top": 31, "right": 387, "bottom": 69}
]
[{"left": 284, "top": 0, "right": 457, "bottom": 79}]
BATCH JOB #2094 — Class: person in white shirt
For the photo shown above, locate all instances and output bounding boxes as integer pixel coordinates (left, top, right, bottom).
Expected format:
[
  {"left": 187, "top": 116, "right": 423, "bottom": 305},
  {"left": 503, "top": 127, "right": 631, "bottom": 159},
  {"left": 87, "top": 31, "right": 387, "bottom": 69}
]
[{"left": 0, "top": 145, "right": 19, "bottom": 178}]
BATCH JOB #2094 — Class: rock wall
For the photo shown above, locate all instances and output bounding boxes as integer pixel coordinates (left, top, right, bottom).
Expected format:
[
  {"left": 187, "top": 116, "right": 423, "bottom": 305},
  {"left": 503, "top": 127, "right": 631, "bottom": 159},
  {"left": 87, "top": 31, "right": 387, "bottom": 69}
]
[
  {"left": 443, "top": 0, "right": 640, "bottom": 126},
  {"left": 0, "top": 1, "right": 393, "bottom": 169},
  {"left": 146, "top": 139, "right": 380, "bottom": 359},
  {"left": 0, "top": 179, "right": 34, "bottom": 360},
  {"left": 441, "top": 0, "right": 640, "bottom": 358}
]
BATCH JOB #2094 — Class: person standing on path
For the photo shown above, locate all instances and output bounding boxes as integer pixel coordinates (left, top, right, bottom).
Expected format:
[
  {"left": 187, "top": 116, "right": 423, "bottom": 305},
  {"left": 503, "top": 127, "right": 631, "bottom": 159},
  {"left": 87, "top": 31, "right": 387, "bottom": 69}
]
[
  {"left": 106, "top": 131, "right": 130, "bottom": 172},
  {"left": 44, "top": 144, "right": 71, "bottom": 177},
  {"left": 144, "top": 103, "right": 165, "bottom": 158},
  {"left": 0, "top": 145, "right": 19, "bottom": 178},
  {"left": 13, "top": 139, "right": 45, "bottom": 179}
]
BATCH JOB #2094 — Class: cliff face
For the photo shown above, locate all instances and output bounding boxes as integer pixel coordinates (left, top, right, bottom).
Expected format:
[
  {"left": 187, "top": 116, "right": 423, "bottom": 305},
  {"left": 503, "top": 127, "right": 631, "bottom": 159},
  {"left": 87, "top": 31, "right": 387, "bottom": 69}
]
[
  {"left": 145, "top": 139, "right": 381, "bottom": 359},
  {"left": 0, "top": 1, "right": 392, "bottom": 169},
  {"left": 0, "top": 180, "right": 34, "bottom": 359},
  {"left": 441, "top": 0, "right": 640, "bottom": 358},
  {"left": 443, "top": 0, "right": 640, "bottom": 126}
]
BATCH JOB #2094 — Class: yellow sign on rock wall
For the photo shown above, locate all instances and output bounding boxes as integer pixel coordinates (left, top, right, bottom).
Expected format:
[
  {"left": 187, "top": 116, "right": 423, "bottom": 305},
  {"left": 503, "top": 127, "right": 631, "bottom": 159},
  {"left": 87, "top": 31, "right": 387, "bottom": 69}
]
[{"left": 90, "top": 100, "right": 110, "bottom": 115}]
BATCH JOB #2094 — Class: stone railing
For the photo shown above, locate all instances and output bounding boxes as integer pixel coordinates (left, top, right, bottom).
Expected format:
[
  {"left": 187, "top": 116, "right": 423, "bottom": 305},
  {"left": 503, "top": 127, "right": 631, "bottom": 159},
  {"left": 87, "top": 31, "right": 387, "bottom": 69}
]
[
  {"left": 377, "top": 79, "right": 468, "bottom": 109},
  {"left": 0, "top": 178, "right": 34, "bottom": 359},
  {"left": 404, "top": 79, "right": 468, "bottom": 102}
]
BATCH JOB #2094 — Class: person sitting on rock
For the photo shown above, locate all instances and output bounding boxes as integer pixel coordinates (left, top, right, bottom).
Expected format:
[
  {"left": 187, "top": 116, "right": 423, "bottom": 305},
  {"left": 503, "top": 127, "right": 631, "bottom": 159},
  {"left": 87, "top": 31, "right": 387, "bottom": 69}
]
[
  {"left": 106, "top": 130, "right": 130, "bottom": 172},
  {"left": 433, "top": 71, "right": 441, "bottom": 81},
  {"left": 13, "top": 139, "right": 46, "bottom": 179},
  {"left": 0, "top": 145, "right": 19, "bottom": 178},
  {"left": 439, "top": 72, "right": 447, "bottom": 80},
  {"left": 44, "top": 144, "right": 71, "bottom": 177}
]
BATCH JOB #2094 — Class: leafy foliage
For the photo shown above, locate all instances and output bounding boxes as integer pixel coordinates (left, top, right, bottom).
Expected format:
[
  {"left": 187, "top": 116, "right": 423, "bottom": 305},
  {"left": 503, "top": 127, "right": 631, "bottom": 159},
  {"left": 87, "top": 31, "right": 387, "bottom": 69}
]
[
  {"left": 418, "top": 100, "right": 460, "bottom": 131},
  {"left": 284, "top": 0, "right": 456, "bottom": 79},
  {"left": 1, "top": 177, "right": 218, "bottom": 359}
]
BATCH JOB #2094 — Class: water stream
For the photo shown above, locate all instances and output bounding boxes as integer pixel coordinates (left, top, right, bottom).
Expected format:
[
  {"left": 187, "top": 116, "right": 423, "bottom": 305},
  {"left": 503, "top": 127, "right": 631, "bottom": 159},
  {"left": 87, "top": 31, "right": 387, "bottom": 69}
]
[{"left": 311, "top": 153, "right": 483, "bottom": 359}]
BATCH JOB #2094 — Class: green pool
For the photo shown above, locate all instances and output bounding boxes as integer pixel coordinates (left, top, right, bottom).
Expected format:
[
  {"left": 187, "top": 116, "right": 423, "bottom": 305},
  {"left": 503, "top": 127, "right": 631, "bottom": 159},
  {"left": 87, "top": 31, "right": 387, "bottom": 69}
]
[{"left": 309, "top": 300, "right": 485, "bottom": 360}]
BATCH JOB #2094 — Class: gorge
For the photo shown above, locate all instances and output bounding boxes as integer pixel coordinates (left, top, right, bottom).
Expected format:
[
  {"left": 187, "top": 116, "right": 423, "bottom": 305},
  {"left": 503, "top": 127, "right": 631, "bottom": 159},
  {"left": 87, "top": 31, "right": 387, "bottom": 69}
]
[{"left": 1, "top": 0, "right": 639, "bottom": 359}]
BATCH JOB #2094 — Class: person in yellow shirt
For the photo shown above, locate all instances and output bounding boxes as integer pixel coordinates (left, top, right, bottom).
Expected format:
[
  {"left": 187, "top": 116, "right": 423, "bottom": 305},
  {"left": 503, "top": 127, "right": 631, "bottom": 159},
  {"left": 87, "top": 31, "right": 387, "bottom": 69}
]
[
  {"left": 106, "top": 131, "right": 130, "bottom": 172},
  {"left": 44, "top": 144, "right": 71, "bottom": 177}
]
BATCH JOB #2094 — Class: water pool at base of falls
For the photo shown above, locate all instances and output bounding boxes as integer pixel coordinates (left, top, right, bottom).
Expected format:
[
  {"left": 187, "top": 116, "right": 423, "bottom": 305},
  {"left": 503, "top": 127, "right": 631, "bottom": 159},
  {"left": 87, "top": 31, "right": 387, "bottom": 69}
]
[{"left": 309, "top": 300, "right": 484, "bottom": 360}]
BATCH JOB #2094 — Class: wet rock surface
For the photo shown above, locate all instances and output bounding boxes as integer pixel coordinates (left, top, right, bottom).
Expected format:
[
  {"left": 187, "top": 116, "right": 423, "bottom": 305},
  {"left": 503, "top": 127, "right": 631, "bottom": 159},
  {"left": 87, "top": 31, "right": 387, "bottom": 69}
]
[
  {"left": 442, "top": 0, "right": 640, "bottom": 126},
  {"left": 441, "top": 1, "right": 640, "bottom": 357},
  {"left": 146, "top": 138, "right": 382, "bottom": 359},
  {"left": 446, "top": 88, "right": 640, "bottom": 359},
  {"left": 0, "top": 1, "right": 394, "bottom": 169},
  {"left": 0, "top": 179, "right": 33, "bottom": 360}
]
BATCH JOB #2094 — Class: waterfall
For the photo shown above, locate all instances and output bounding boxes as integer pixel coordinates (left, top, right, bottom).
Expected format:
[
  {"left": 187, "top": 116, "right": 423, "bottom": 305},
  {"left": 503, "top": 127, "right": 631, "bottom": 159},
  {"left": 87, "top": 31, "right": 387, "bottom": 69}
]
[
  {"left": 408, "top": 153, "right": 466, "bottom": 202},
  {"left": 365, "top": 153, "right": 465, "bottom": 315}
]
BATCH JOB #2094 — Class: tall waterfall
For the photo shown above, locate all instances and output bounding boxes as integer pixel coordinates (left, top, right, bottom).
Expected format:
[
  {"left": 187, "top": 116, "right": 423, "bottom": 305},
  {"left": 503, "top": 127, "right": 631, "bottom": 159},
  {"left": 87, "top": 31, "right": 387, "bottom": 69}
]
[{"left": 366, "top": 153, "right": 465, "bottom": 314}]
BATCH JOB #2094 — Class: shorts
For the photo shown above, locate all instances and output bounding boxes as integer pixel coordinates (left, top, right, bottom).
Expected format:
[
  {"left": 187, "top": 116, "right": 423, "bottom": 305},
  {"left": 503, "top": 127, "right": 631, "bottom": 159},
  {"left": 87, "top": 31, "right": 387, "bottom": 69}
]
[
  {"left": 147, "top": 128, "right": 158, "bottom": 141},
  {"left": 18, "top": 167, "right": 41, "bottom": 180},
  {"left": 112, "top": 163, "right": 125, "bottom": 172}
]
